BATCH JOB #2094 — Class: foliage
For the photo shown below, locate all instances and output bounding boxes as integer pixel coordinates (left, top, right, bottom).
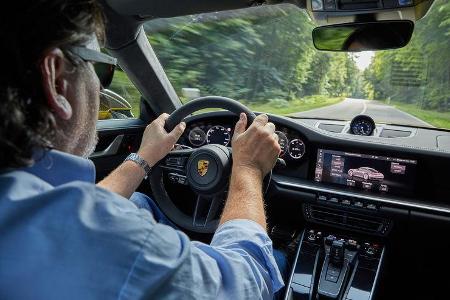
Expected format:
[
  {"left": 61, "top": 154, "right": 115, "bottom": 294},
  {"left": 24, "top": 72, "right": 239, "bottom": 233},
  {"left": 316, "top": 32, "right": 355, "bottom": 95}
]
[
  {"left": 389, "top": 101, "right": 450, "bottom": 129},
  {"left": 109, "top": 70, "right": 141, "bottom": 117},
  {"left": 363, "top": 0, "right": 450, "bottom": 112},
  {"left": 245, "top": 95, "right": 345, "bottom": 115},
  {"left": 145, "top": 5, "right": 360, "bottom": 114}
]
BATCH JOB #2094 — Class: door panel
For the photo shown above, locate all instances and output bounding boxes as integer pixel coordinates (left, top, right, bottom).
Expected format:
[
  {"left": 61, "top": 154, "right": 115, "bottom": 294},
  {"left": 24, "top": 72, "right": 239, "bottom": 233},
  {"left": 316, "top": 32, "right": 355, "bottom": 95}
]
[{"left": 91, "top": 119, "right": 147, "bottom": 181}]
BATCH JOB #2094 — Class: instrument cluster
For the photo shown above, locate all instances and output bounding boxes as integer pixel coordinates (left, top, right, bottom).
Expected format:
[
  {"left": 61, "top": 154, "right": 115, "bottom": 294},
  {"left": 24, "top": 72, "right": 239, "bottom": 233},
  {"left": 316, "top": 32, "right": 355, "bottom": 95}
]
[{"left": 179, "top": 119, "right": 307, "bottom": 162}]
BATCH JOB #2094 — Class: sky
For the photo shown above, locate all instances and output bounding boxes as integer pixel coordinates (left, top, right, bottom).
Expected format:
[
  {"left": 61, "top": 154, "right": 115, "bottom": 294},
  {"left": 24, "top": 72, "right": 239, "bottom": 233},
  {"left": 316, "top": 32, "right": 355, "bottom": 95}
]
[{"left": 353, "top": 51, "right": 375, "bottom": 70}]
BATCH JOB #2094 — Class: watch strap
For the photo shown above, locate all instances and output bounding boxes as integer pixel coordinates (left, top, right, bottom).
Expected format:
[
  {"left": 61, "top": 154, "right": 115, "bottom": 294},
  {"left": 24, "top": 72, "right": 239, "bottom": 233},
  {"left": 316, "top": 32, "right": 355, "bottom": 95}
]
[{"left": 124, "top": 153, "right": 152, "bottom": 177}]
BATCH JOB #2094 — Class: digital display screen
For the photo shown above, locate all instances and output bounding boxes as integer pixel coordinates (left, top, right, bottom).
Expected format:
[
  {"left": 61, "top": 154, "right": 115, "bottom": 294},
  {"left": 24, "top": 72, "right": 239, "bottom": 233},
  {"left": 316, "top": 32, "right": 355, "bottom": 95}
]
[{"left": 314, "top": 149, "right": 417, "bottom": 195}]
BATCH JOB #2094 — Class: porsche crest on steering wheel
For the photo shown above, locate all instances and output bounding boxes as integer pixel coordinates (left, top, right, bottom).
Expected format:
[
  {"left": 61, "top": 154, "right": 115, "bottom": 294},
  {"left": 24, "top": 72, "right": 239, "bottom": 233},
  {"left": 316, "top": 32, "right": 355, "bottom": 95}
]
[{"left": 197, "top": 159, "right": 210, "bottom": 177}]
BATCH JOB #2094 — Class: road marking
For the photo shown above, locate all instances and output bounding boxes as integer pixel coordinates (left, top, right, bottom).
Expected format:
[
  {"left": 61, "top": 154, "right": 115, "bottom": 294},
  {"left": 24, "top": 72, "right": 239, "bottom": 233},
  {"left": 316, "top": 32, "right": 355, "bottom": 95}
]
[{"left": 360, "top": 101, "right": 368, "bottom": 115}]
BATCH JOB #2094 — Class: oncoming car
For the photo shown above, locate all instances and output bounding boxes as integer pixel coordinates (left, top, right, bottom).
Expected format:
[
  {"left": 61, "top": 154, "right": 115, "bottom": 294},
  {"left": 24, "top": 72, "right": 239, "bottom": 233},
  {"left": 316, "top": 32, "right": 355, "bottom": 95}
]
[{"left": 348, "top": 167, "right": 384, "bottom": 181}]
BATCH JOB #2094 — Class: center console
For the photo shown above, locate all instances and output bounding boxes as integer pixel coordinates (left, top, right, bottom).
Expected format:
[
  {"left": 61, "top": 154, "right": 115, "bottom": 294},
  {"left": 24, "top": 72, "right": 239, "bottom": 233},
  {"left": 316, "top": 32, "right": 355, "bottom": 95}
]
[{"left": 285, "top": 228, "right": 384, "bottom": 300}]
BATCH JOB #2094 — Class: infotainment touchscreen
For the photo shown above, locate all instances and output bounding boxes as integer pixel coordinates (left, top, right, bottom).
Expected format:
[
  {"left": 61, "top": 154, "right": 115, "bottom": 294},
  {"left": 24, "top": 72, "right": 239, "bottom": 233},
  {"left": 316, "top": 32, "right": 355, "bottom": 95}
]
[{"left": 314, "top": 149, "right": 417, "bottom": 195}]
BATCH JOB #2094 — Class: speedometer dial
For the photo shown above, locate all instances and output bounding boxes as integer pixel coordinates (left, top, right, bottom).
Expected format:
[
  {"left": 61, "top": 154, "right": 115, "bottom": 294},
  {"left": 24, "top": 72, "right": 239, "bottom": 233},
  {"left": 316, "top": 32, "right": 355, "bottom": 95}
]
[
  {"left": 275, "top": 131, "right": 288, "bottom": 156},
  {"left": 206, "top": 125, "right": 231, "bottom": 146},
  {"left": 188, "top": 127, "right": 206, "bottom": 147},
  {"left": 288, "top": 139, "right": 306, "bottom": 159}
]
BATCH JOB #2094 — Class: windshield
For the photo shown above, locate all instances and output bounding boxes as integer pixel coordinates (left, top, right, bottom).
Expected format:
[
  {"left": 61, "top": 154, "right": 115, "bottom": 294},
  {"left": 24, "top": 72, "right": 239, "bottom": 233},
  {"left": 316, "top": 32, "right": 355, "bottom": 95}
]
[{"left": 145, "top": 1, "right": 450, "bottom": 129}]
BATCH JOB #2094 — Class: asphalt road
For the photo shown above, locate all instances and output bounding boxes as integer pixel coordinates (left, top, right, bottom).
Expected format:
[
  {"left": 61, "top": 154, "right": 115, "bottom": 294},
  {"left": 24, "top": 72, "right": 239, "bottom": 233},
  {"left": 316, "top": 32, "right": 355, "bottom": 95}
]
[{"left": 290, "top": 98, "right": 433, "bottom": 127}]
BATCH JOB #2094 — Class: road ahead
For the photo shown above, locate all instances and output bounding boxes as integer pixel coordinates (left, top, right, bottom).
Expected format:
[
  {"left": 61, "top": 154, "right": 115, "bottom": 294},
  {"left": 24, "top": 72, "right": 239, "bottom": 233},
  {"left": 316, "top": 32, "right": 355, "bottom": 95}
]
[{"left": 290, "top": 98, "right": 433, "bottom": 127}]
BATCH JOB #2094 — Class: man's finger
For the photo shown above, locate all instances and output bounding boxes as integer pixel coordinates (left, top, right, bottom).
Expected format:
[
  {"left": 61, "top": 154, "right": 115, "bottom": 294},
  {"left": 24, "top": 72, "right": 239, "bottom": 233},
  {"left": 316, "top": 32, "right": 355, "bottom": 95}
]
[
  {"left": 273, "top": 132, "right": 279, "bottom": 142},
  {"left": 169, "top": 122, "right": 186, "bottom": 141},
  {"left": 252, "top": 114, "right": 269, "bottom": 128},
  {"left": 263, "top": 122, "right": 276, "bottom": 135},
  {"left": 154, "top": 113, "right": 170, "bottom": 126},
  {"left": 233, "top": 113, "right": 247, "bottom": 138}
]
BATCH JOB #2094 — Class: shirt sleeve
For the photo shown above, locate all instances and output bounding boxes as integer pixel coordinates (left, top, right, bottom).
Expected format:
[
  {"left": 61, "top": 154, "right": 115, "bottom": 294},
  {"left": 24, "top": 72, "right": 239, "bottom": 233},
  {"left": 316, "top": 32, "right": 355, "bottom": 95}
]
[
  {"left": 119, "top": 217, "right": 284, "bottom": 300},
  {"left": 209, "top": 219, "right": 284, "bottom": 293}
]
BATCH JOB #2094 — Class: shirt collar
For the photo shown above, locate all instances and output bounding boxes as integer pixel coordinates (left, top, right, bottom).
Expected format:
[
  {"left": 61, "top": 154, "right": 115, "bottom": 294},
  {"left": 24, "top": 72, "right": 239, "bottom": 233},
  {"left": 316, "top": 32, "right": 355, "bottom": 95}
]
[{"left": 23, "top": 149, "right": 96, "bottom": 186}]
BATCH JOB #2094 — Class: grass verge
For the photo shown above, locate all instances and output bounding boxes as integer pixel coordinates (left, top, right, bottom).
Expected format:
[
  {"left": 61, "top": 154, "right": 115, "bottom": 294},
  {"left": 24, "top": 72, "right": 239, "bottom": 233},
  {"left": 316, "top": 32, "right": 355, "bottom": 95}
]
[
  {"left": 389, "top": 101, "right": 450, "bottom": 129},
  {"left": 193, "top": 95, "right": 344, "bottom": 116},
  {"left": 246, "top": 95, "right": 344, "bottom": 115}
]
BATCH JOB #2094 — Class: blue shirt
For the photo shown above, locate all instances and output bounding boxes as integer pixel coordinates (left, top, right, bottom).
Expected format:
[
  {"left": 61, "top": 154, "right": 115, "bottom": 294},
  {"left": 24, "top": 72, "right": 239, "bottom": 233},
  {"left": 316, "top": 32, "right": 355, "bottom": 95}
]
[{"left": 0, "top": 150, "right": 283, "bottom": 299}]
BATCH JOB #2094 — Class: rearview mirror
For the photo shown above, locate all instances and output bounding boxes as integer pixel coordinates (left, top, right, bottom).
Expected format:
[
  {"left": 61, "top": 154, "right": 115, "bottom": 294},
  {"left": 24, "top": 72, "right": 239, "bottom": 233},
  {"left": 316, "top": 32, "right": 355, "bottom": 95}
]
[{"left": 312, "top": 21, "right": 414, "bottom": 52}]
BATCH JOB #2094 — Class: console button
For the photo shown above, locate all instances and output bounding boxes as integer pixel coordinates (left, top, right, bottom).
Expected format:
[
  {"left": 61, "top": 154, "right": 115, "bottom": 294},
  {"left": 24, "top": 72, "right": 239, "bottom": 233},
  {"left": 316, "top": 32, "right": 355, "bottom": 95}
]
[
  {"left": 366, "top": 203, "right": 377, "bottom": 210},
  {"left": 346, "top": 239, "right": 359, "bottom": 251},
  {"left": 318, "top": 195, "right": 327, "bottom": 202},
  {"left": 327, "top": 264, "right": 341, "bottom": 277},
  {"left": 353, "top": 201, "right": 364, "bottom": 208},
  {"left": 329, "top": 197, "right": 339, "bottom": 203},
  {"left": 341, "top": 199, "right": 351, "bottom": 205},
  {"left": 177, "top": 175, "right": 187, "bottom": 185},
  {"left": 325, "top": 274, "right": 339, "bottom": 283},
  {"left": 166, "top": 157, "right": 186, "bottom": 167},
  {"left": 325, "top": 235, "right": 336, "bottom": 246}
]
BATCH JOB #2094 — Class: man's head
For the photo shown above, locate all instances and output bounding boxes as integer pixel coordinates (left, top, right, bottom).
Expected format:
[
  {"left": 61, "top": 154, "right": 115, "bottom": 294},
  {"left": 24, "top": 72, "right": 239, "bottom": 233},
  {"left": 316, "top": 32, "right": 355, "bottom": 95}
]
[{"left": 0, "top": 0, "right": 106, "bottom": 170}]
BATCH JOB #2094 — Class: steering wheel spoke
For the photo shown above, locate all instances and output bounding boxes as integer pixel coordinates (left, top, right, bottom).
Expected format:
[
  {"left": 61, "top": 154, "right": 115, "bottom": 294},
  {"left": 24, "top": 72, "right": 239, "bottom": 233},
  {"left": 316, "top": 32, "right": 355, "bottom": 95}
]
[
  {"left": 192, "top": 193, "right": 225, "bottom": 227},
  {"left": 158, "top": 148, "right": 195, "bottom": 175}
]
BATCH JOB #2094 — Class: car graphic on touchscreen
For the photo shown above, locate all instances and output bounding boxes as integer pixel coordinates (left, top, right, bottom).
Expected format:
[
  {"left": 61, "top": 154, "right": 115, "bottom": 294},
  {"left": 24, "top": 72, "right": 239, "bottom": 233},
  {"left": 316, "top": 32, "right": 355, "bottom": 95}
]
[{"left": 348, "top": 167, "right": 384, "bottom": 181}]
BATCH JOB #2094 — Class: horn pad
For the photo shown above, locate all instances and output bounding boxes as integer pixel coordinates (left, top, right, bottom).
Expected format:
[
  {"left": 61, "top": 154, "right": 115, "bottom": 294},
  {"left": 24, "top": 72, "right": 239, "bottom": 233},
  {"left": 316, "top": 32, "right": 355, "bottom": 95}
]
[{"left": 186, "top": 144, "right": 231, "bottom": 195}]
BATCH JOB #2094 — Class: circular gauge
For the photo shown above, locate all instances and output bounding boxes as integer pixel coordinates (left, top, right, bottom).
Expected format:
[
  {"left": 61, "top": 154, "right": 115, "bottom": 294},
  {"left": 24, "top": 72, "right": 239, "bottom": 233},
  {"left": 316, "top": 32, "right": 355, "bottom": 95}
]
[
  {"left": 350, "top": 115, "right": 375, "bottom": 136},
  {"left": 188, "top": 127, "right": 206, "bottom": 147},
  {"left": 275, "top": 131, "right": 289, "bottom": 156},
  {"left": 288, "top": 139, "right": 306, "bottom": 159},
  {"left": 206, "top": 125, "right": 231, "bottom": 146}
]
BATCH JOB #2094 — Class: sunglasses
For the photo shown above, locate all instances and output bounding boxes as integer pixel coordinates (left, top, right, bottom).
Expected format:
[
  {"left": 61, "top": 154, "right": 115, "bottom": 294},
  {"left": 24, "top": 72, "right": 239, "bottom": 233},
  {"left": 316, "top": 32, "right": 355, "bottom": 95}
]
[{"left": 66, "top": 46, "right": 117, "bottom": 88}]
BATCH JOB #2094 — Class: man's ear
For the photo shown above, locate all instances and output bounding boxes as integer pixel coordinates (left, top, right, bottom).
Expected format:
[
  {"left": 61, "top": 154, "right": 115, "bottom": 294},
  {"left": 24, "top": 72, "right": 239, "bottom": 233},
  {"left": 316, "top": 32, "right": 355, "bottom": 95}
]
[{"left": 40, "top": 48, "right": 72, "bottom": 120}]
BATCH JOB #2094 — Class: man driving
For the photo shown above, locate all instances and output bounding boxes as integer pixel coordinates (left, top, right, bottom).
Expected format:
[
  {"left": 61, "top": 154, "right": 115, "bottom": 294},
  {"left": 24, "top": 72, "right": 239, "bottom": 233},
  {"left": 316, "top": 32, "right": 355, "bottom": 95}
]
[{"left": 0, "top": 1, "right": 285, "bottom": 299}]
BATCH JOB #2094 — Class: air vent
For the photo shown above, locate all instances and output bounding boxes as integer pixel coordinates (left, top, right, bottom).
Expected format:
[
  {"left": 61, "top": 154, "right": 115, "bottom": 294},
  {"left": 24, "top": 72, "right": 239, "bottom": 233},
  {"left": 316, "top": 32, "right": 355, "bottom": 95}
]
[
  {"left": 380, "top": 128, "right": 412, "bottom": 138},
  {"left": 318, "top": 123, "right": 345, "bottom": 133},
  {"left": 304, "top": 204, "right": 390, "bottom": 235}
]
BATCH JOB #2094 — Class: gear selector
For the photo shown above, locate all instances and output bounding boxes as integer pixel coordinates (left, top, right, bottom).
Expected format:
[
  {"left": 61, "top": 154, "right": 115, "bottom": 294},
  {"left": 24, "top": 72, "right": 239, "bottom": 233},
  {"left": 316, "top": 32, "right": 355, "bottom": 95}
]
[{"left": 330, "top": 240, "right": 345, "bottom": 266}]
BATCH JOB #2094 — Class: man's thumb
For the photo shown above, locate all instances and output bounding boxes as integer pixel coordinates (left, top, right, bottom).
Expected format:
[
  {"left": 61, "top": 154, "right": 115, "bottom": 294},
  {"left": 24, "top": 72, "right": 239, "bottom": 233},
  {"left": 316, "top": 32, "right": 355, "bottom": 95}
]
[{"left": 234, "top": 113, "right": 247, "bottom": 136}]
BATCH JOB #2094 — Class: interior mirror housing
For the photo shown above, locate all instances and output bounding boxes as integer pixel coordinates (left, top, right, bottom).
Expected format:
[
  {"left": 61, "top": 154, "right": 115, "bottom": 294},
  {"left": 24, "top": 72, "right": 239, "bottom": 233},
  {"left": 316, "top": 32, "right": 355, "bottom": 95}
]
[{"left": 312, "top": 20, "right": 414, "bottom": 51}]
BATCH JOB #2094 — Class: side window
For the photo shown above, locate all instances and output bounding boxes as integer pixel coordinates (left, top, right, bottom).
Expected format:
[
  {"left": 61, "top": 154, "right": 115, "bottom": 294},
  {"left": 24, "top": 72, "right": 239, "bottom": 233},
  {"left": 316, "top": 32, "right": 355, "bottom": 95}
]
[{"left": 98, "top": 67, "right": 141, "bottom": 120}]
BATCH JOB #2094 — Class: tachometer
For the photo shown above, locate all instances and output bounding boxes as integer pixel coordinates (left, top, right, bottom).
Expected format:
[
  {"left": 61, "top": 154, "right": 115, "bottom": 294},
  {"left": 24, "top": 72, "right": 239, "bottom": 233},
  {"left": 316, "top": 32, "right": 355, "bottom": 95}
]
[
  {"left": 288, "top": 139, "right": 306, "bottom": 159},
  {"left": 275, "top": 131, "right": 289, "bottom": 156},
  {"left": 188, "top": 127, "right": 206, "bottom": 147},
  {"left": 206, "top": 125, "right": 231, "bottom": 146}
]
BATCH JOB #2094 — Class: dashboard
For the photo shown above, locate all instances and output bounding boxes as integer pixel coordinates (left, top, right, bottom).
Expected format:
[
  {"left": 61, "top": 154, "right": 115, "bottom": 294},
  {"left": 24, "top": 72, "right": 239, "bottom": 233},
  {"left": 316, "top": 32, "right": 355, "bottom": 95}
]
[
  {"left": 175, "top": 111, "right": 450, "bottom": 227},
  {"left": 178, "top": 117, "right": 308, "bottom": 163}
]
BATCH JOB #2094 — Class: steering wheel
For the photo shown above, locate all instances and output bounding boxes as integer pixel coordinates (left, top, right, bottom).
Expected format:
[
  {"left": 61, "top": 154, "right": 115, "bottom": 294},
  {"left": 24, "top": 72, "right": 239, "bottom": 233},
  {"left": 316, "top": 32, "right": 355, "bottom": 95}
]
[{"left": 149, "top": 96, "right": 256, "bottom": 233}]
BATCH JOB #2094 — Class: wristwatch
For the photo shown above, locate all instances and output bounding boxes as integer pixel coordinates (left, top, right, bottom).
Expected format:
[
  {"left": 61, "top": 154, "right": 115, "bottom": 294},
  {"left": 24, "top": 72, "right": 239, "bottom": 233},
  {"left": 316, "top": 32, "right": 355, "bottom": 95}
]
[{"left": 124, "top": 153, "right": 152, "bottom": 178}]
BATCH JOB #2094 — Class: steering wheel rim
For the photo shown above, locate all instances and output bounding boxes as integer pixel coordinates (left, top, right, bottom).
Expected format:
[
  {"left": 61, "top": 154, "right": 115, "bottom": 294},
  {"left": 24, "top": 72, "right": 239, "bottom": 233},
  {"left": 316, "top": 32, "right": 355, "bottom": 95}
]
[
  {"left": 150, "top": 96, "right": 257, "bottom": 233},
  {"left": 164, "top": 96, "right": 256, "bottom": 132}
]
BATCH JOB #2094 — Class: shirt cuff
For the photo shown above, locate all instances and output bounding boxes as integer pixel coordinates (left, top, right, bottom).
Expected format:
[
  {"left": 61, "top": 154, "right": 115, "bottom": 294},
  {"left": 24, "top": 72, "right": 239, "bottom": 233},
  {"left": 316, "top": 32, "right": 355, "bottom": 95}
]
[{"left": 211, "top": 219, "right": 285, "bottom": 292}]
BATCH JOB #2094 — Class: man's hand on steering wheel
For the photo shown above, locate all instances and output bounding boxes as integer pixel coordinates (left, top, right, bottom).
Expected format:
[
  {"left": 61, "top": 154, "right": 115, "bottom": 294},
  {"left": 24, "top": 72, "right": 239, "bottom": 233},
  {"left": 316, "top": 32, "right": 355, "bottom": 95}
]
[
  {"left": 232, "top": 113, "right": 281, "bottom": 178},
  {"left": 137, "top": 113, "right": 186, "bottom": 167}
]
